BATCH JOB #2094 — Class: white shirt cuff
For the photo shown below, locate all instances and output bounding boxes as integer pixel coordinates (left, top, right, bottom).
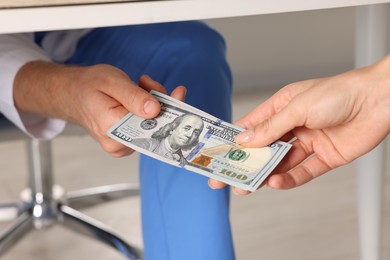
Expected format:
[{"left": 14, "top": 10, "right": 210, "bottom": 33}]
[{"left": 0, "top": 33, "right": 66, "bottom": 139}]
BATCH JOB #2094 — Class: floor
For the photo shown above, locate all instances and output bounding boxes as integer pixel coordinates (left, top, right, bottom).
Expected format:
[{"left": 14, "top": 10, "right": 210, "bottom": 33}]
[{"left": 0, "top": 89, "right": 389, "bottom": 260}]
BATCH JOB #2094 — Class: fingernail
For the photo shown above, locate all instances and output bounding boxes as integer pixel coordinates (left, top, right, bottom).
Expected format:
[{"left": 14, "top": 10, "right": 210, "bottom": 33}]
[
  {"left": 232, "top": 188, "right": 241, "bottom": 195},
  {"left": 208, "top": 179, "right": 218, "bottom": 190},
  {"left": 235, "top": 130, "right": 254, "bottom": 144},
  {"left": 232, "top": 188, "right": 247, "bottom": 196},
  {"left": 144, "top": 100, "right": 159, "bottom": 115},
  {"left": 232, "top": 188, "right": 251, "bottom": 196}
]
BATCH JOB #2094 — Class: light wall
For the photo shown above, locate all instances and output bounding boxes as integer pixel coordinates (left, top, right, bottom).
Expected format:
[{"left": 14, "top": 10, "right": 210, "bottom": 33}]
[{"left": 204, "top": 6, "right": 356, "bottom": 92}]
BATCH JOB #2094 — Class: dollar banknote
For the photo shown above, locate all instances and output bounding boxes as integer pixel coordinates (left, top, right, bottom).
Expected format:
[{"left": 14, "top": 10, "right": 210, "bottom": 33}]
[{"left": 107, "top": 91, "right": 292, "bottom": 191}]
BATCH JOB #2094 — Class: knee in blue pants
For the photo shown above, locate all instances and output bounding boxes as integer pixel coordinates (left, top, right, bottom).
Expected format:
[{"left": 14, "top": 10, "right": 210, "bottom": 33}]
[{"left": 67, "top": 21, "right": 235, "bottom": 260}]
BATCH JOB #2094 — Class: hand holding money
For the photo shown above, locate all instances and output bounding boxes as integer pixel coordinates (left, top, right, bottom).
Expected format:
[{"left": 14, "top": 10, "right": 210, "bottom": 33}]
[{"left": 107, "top": 91, "right": 291, "bottom": 192}]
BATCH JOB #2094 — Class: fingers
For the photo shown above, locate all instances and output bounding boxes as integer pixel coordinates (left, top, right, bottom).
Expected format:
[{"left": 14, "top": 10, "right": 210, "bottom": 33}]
[
  {"left": 271, "top": 137, "right": 311, "bottom": 174},
  {"left": 99, "top": 137, "right": 135, "bottom": 157},
  {"left": 208, "top": 179, "right": 227, "bottom": 189},
  {"left": 139, "top": 74, "right": 187, "bottom": 102},
  {"left": 138, "top": 74, "right": 166, "bottom": 93},
  {"left": 235, "top": 80, "right": 321, "bottom": 147},
  {"left": 110, "top": 85, "right": 161, "bottom": 119},
  {"left": 235, "top": 105, "right": 304, "bottom": 147},
  {"left": 232, "top": 188, "right": 252, "bottom": 195},
  {"left": 267, "top": 153, "right": 332, "bottom": 189},
  {"left": 209, "top": 125, "right": 324, "bottom": 193},
  {"left": 235, "top": 80, "right": 314, "bottom": 129},
  {"left": 170, "top": 85, "right": 187, "bottom": 101},
  {"left": 208, "top": 179, "right": 253, "bottom": 195},
  {"left": 101, "top": 76, "right": 187, "bottom": 159},
  {"left": 134, "top": 75, "right": 187, "bottom": 116},
  {"left": 105, "top": 75, "right": 164, "bottom": 120},
  {"left": 207, "top": 128, "right": 314, "bottom": 193}
]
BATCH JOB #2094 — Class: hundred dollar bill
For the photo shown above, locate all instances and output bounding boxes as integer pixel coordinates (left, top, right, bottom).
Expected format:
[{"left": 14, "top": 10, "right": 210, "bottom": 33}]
[{"left": 107, "top": 91, "right": 292, "bottom": 191}]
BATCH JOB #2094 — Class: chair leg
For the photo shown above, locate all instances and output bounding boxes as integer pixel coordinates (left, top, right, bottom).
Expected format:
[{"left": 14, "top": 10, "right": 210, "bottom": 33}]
[
  {"left": 59, "top": 204, "right": 142, "bottom": 260},
  {"left": 355, "top": 4, "right": 389, "bottom": 260},
  {"left": 357, "top": 143, "right": 386, "bottom": 260},
  {"left": 0, "top": 138, "right": 142, "bottom": 258},
  {"left": 65, "top": 183, "right": 140, "bottom": 210},
  {"left": 0, "top": 211, "right": 34, "bottom": 256},
  {"left": 0, "top": 203, "right": 22, "bottom": 222}
]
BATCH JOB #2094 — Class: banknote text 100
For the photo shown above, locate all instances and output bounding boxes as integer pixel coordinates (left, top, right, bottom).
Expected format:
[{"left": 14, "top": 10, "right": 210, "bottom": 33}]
[{"left": 220, "top": 169, "right": 248, "bottom": 181}]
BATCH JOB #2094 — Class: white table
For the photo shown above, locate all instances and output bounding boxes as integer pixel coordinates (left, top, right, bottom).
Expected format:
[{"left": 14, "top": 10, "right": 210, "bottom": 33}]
[
  {"left": 0, "top": 0, "right": 388, "bottom": 33},
  {"left": 1, "top": 1, "right": 388, "bottom": 259}
]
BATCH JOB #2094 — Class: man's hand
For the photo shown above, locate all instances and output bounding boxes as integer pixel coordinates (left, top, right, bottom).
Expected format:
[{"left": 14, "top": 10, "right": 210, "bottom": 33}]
[{"left": 13, "top": 60, "right": 186, "bottom": 157}]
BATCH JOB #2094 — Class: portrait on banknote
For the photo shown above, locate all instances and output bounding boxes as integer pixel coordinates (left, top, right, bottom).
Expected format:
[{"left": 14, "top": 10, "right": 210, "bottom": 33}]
[{"left": 132, "top": 113, "right": 204, "bottom": 165}]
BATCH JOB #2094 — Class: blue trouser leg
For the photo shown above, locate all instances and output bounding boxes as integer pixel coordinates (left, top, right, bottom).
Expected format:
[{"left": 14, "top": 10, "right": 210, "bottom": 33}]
[{"left": 66, "top": 21, "right": 235, "bottom": 260}]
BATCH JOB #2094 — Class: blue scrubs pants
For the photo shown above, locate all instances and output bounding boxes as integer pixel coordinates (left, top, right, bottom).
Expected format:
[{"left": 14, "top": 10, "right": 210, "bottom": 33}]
[{"left": 66, "top": 21, "right": 235, "bottom": 260}]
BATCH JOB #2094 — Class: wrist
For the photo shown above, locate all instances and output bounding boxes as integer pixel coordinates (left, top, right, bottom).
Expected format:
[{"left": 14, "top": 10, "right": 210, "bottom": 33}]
[
  {"left": 374, "top": 56, "right": 390, "bottom": 119},
  {"left": 363, "top": 57, "right": 390, "bottom": 133},
  {"left": 13, "top": 60, "right": 79, "bottom": 122}
]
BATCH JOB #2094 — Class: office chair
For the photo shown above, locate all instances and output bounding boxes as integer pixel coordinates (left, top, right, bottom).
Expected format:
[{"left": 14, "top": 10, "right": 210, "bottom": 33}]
[
  {"left": 355, "top": 5, "right": 388, "bottom": 260},
  {"left": 0, "top": 115, "right": 142, "bottom": 260}
]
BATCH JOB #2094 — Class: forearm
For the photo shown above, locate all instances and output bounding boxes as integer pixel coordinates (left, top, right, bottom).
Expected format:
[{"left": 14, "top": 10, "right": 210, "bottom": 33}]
[
  {"left": 0, "top": 34, "right": 67, "bottom": 139},
  {"left": 13, "top": 60, "right": 80, "bottom": 123}
]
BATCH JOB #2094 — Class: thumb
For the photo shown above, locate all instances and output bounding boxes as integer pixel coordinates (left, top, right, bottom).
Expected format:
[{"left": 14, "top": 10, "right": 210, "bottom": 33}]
[
  {"left": 107, "top": 84, "right": 161, "bottom": 119},
  {"left": 130, "top": 89, "right": 161, "bottom": 119}
]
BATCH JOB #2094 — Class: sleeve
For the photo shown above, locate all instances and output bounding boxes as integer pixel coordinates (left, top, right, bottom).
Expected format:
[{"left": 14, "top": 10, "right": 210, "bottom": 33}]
[{"left": 0, "top": 33, "right": 66, "bottom": 140}]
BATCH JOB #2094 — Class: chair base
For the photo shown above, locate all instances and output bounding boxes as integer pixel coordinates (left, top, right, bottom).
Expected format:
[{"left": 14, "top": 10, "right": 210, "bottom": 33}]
[{"left": 0, "top": 183, "right": 142, "bottom": 260}]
